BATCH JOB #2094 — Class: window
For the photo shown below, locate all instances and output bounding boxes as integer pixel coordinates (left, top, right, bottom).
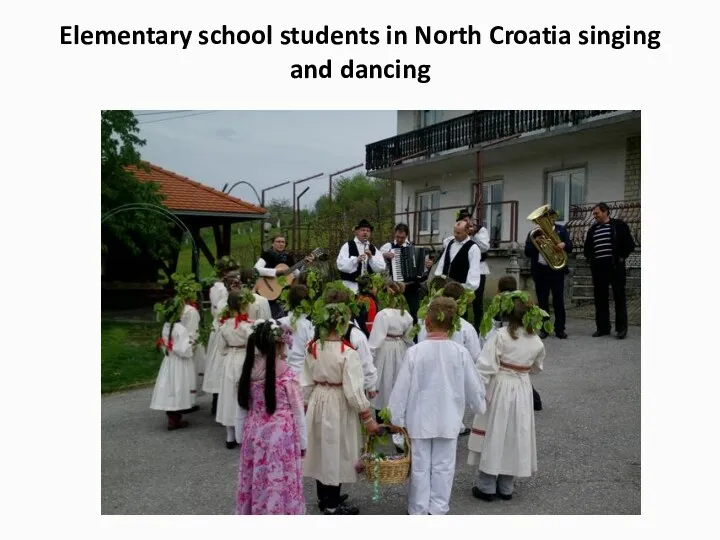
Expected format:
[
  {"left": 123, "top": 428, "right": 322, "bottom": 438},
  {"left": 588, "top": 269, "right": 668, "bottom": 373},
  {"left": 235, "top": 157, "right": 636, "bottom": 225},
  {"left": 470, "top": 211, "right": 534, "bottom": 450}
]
[
  {"left": 546, "top": 168, "right": 585, "bottom": 222},
  {"left": 482, "top": 181, "right": 504, "bottom": 247},
  {"left": 417, "top": 190, "right": 440, "bottom": 234},
  {"left": 419, "top": 110, "right": 439, "bottom": 128}
]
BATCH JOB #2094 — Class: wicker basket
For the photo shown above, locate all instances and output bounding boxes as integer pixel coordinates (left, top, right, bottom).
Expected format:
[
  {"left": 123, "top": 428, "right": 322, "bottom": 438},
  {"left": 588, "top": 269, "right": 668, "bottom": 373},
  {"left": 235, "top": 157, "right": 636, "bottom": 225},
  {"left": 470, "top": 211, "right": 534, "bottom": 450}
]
[{"left": 361, "top": 426, "right": 411, "bottom": 485}]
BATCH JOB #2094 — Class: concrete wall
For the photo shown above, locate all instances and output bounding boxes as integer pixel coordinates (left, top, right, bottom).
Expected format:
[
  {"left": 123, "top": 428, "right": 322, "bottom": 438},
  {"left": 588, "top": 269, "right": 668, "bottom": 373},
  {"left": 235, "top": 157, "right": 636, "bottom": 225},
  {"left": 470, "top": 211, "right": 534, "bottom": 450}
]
[
  {"left": 624, "top": 135, "right": 641, "bottom": 200},
  {"left": 393, "top": 127, "right": 634, "bottom": 246}
]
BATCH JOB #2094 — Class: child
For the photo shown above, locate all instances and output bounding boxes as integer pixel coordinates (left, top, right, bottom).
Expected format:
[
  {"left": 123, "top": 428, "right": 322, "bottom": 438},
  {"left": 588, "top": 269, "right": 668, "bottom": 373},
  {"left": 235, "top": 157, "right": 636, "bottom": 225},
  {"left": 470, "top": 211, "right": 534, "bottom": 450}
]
[
  {"left": 388, "top": 297, "right": 486, "bottom": 515},
  {"left": 149, "top": 297, "right": 196, "bottom": 430},
  {"left": 235, "top": 319, "right": 306, "bottom": 515},
  {"left": 240, "top": 268, "right": 272, "bottom": 320},
  {"left": 203, "top": 270, "right": 241, "bottom": 416},
  {"left": 355, "top": 274, "right": 378, "bottom": 337},
  {"left": 301, "top": 302, "right": 382, "bottom": 515},
  {"left": 179, "top": 284, "right": 203, "bottom": 410},
  {"left": 479, "top": 275, "right": 517, "bottom": 349},
  {"left": 367, "top": 281, "right": 414, "bottom": 413},
  {"left": 467, "top": 295, "right": 546, "bottom": 502},
  {"left": 215, "top": 288, "right": 256, "bottom": 448},
  {"left": 278, "top": 284, "right": 316, "bottom": 375}
]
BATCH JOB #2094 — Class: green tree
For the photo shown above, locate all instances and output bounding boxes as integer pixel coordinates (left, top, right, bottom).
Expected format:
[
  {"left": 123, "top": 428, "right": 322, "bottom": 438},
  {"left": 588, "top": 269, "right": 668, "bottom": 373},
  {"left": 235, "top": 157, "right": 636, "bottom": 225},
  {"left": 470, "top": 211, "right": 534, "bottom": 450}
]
[{"left": 101, "top": 110, "right": 178, "bottom": 280}]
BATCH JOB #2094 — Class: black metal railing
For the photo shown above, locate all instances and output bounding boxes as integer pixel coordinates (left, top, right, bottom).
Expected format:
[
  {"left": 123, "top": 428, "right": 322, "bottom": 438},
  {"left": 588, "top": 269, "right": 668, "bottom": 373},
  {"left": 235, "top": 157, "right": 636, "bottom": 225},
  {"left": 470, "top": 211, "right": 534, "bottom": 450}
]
[
  {"left": 565, "top": 200, "right": 641, "bottom": 253},
  {"left": 366, "top": 110, "right": 621, "bottom": 171}
]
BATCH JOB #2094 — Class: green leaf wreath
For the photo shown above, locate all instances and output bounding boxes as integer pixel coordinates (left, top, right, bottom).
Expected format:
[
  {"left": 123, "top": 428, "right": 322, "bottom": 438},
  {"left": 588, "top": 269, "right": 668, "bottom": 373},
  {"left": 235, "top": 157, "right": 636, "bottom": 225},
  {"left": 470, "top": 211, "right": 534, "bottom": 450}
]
[
  {"left": 216, "top": 285, "right": 257, "bottom": 322},
  {"left": 171, "top": 272, "right": 202, "bottom": 302},
  {"left": 280, "top": 267, "right": 324, "bottom": 327},
  {"left": 478, "top": 290, "right": 553, "bottom": 337},
  {"left": 323, "top": 280, "right": 363, "bottom": 318},
  {"left": 309, "top": 300, "right": 353, "bottom": 344},
  {"left": 153, "top": 295, "right": 184, "bottom": 324},
  {"left": 408, "top": 280, "right": 473, "bottom": 339}
]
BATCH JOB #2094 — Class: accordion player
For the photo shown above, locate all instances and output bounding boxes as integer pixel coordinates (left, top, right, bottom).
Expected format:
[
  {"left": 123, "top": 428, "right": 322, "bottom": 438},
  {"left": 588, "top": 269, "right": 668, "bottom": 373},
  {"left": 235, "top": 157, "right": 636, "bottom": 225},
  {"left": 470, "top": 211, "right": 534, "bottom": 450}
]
[{"left": 390, "top": 245, "right": 430, "bottom": 283}]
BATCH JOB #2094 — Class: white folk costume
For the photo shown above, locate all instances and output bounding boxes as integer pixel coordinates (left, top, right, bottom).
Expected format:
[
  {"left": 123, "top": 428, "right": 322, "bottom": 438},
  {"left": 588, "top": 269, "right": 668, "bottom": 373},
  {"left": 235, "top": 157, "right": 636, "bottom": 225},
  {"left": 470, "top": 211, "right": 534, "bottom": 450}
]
[
  {"left": 279, "top": 311, "right": 315, "bottom": 375},
  {"left": 366, "top": 308, "right": 414, "bottom": 410},
  {"left": 250, "top": 293, "right": 272, "bottom": 320},
  {"left": 388, "top": 336, "right": 486, "bottom": 515},
  {"left": 301, "top": 339, "right": 371, "bottom": 487},
  {"left": 215, "top": 316, "right": 253, "bottom": 429},
  {"left": 347, "top": 322, "right": 378, "bottom": 394},
  {"left": 150, "top": 321, "right": 197, "bottom": 411},
  {"left": 202, "top": 292, "right": 229, "bottom": 395},
  {"left": 418, "top": 318, "right": 482, "bottom": 361},
  {"left": 180, "top": 303, "right": 205, "bottom": 397},
  {"left": 467, "top": 327, "right": 545, "bottom": 496},
  {"left": 336, "top": 236, "right": 386, "bottom": 293}
]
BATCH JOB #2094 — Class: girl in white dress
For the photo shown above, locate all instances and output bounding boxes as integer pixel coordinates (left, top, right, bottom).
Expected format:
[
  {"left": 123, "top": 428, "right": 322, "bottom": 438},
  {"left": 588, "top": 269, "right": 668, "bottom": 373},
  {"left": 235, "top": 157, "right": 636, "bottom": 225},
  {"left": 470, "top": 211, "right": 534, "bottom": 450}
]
[
  {"left": 278, "top": 284, "right": 315, "bottom": 376},
  {"left": 467, "top": 294, "right": 547, "bottom": 501},
  {"left": 215, "top": 287, "right": 257, "bottom": 448},
  {"left": 367, "top": 282, "right": 413, "bottom": 413},
  {"left": 203, "top": 270, "right": 240, "bottom": 414},
  {"left": 150, "top": 297, "right": 196, "bottom": 430},
  {"left": 301, "top": 302, "right": 382, "bottom": 515}
]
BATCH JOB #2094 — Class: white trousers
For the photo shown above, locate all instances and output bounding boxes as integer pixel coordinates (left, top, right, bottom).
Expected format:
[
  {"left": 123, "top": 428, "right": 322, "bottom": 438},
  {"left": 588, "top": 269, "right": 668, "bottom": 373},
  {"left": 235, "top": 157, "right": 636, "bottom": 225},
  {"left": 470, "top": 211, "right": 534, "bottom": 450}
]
[{"left": 408, "top": 437, "right": 458, "bottom": 515}]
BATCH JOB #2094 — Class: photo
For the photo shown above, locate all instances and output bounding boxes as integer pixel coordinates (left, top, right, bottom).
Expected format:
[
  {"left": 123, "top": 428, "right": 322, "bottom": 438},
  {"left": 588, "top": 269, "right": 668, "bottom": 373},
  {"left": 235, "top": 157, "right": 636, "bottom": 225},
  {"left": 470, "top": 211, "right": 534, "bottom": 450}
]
[{"left": 101, "top": 109, "right": 641, "bottom": 515}]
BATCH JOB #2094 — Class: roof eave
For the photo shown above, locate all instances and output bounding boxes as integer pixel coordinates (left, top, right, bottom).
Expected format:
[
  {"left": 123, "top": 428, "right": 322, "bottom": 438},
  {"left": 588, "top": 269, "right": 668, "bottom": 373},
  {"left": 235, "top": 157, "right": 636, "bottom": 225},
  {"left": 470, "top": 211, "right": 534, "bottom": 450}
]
[{"left": 171, "top": 210, "right": 270, "bottom": 219}]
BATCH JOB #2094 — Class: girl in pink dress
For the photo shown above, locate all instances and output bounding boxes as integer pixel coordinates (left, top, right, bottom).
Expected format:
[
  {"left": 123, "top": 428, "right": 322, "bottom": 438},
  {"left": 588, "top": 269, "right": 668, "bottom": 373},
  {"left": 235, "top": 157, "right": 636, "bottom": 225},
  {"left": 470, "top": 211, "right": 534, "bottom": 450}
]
[{"left": 235, "top": 319, "right": 307, "bottom": 515}]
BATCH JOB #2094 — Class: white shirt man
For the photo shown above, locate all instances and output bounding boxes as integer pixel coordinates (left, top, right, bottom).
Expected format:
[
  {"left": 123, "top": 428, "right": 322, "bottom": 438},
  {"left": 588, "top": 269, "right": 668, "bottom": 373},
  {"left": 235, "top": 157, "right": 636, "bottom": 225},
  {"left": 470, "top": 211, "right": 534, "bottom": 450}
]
[
  {"left": 336, "top": 219, "right": 386, "bottom": 293},
  {"left": 435, "top": 221, "right": 482, "bottom": 291}
]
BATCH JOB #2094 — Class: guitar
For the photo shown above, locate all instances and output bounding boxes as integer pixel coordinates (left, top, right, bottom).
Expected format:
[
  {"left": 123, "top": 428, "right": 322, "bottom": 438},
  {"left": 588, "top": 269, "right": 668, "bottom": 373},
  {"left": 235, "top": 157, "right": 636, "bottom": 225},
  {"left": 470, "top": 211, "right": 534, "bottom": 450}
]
[{"left": 253, "top": 247, "right": 325, "bottom": 301}]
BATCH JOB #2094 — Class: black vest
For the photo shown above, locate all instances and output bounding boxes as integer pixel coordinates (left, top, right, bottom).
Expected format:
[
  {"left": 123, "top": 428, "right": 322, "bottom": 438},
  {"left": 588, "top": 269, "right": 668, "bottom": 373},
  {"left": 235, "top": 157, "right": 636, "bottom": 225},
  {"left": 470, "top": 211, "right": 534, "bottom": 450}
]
[
  {"left": 339, "top": 240, "right": 377, "bottom": 282},
  {"left": 442, "top": 240, "right": 474, "bottom": 284},
  {"left": 260, "top": 250, "right": 295, "bottom": 269}
]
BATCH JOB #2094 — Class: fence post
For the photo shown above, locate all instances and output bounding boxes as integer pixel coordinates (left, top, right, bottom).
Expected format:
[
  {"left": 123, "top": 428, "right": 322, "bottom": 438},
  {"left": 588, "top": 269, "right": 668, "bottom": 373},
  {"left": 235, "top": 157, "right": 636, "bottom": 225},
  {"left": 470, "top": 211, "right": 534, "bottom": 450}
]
[{"left": 506, "top": 241, "right": 521, "bottom": 285}]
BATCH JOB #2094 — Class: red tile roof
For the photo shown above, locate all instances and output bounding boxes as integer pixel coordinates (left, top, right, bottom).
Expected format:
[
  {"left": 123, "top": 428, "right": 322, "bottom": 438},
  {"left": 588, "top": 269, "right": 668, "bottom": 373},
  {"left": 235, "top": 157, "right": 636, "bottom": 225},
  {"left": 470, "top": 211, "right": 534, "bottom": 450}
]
[{"left": 127, "top": 162, "right": 266, "bottom": 216}]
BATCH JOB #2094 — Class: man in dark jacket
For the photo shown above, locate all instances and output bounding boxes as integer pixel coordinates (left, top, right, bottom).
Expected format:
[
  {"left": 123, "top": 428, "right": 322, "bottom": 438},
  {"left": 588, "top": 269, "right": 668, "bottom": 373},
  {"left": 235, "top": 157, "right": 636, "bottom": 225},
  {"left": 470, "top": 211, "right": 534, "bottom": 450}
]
[
  {"left": 583, "top": 202, "right": 636, "bottom": 339},
  {"left": 524, "top": 209, "right": 573, "bottom": 339}
]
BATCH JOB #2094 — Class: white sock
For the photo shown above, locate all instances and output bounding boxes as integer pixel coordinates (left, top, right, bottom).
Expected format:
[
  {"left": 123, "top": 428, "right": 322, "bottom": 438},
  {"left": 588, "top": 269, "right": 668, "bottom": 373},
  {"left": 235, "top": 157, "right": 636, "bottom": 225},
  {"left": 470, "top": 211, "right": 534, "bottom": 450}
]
[{"left": 226, "top": 427, "right": 236, "bottom": 442}]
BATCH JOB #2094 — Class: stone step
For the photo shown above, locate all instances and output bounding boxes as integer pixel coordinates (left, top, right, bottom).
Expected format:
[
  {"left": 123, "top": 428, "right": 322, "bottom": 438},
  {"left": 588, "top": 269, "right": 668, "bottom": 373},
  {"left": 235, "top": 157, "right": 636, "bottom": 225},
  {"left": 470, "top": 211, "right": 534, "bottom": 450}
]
[
  {"left": 572, "top": 276, "right": 641, "bottom": 286},
  {"left": 573, "top": 266, "right": 641, "bottom": 277}
]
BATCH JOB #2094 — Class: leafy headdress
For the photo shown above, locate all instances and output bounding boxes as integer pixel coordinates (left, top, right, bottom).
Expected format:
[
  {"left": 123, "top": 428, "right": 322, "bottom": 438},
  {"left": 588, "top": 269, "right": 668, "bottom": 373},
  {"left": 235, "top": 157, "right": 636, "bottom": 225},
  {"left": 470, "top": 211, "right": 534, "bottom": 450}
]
[
  {"left": 218, "top": 285, "right": 257, "bottom": 323},
  {"left": 215, "top": 255, "right": 239, "bottom": 277},
  {"left": 310, "top": 301, "right": 353, "bottom": 343},
  {"left": 479, "top": 290, "right": 552, "bottom": 337},
  {"left": 410, "top": 279, "right": 472, "bottom": 338},
  {"left": 376, "top": 281, "right": 409, "bottom": 315},
  {"left": 323, "top": 280, "right": 363, "bottom": 318},
  {"left": 280, "top": 267, "right": 324, "bottom": 326}
]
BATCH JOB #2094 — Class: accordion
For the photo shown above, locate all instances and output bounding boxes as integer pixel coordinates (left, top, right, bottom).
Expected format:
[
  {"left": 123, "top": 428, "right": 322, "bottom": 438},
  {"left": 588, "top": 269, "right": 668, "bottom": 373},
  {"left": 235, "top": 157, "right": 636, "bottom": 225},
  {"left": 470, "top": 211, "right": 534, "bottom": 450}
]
[{"left": 390, "top": 245, "right": 430, "bottom": 283}]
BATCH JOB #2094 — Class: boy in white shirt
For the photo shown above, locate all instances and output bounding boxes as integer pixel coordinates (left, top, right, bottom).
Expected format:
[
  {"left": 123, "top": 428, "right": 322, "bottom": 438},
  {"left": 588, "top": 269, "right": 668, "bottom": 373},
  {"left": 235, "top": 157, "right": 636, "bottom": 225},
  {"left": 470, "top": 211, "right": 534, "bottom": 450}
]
[{"left": 388, "top": 297, "right": 486, "bottom": 515}]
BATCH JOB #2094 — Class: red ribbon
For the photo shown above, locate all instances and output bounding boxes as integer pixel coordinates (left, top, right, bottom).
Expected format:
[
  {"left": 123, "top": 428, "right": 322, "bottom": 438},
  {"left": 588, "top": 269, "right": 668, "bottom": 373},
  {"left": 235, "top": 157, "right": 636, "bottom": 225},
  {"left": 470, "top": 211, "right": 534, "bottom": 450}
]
[
  {"left": 234, "top": 313, "right": 250, "bottom": 329},
  {"left": 185, "top": 301, "right": 199, "bottom": 310},
  {"left": 156, "top": 337, "right": 174, "bottom": 352}
]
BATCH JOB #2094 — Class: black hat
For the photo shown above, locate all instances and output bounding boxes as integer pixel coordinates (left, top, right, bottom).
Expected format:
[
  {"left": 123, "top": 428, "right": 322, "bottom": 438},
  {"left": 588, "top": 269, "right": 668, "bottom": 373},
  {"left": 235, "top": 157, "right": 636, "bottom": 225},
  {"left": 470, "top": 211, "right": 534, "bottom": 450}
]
[
  {"left": 456, "top": 208, "right": 472, "bottom": 220},
  {"left": 354, "top": 219, "right": 374, "bottom": 231}
]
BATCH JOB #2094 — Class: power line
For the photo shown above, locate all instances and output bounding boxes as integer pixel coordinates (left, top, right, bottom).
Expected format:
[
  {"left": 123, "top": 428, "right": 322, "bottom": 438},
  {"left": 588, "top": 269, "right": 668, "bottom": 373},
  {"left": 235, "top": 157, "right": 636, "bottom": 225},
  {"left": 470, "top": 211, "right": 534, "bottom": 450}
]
[
  {"left": 135, "top": 110, "right": 193, "bottom": 116},
  {"left": 138, "top": 110, "right": 221, "bottom": 125}
]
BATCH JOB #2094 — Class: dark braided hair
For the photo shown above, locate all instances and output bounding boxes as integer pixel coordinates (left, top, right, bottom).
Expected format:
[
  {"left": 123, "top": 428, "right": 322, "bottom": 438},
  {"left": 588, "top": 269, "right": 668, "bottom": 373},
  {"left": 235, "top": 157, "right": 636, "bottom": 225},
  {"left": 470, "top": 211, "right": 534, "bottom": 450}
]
[{"left": 237, "top": 320, "right": 280, "bottom": 415}]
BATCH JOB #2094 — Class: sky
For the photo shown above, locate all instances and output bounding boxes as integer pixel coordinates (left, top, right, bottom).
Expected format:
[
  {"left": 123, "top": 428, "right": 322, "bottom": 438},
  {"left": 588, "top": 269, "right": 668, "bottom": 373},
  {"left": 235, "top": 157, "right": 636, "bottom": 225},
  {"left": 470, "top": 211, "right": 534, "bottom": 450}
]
[{"left": 135, "top": 110, "right": 397, "bottom": 209}]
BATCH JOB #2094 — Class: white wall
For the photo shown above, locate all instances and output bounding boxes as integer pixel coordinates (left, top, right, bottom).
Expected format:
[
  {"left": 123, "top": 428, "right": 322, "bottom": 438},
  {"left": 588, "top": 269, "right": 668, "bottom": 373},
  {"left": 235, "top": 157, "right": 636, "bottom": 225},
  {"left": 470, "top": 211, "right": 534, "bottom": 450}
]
[{"left": 395, "top": 135, "right": 628, "bottom": 245}]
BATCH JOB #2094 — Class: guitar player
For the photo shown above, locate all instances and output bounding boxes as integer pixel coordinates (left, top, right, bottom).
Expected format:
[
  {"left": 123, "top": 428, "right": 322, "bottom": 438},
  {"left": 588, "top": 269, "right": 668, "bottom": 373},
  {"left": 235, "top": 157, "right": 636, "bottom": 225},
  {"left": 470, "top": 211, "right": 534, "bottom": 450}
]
[
  {"left": 379, "top": 223, "right": 433, "bottom": 325},
  {"left": 254, "top": 234, "right": 315, "bottom": 318}
]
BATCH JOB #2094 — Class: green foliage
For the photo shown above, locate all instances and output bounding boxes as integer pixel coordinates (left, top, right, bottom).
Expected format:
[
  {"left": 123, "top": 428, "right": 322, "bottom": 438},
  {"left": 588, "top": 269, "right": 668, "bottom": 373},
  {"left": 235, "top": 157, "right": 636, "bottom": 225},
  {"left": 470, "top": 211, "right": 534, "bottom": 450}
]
[
  {"left": 309, "top": 301, "right": 352, "bottom": 343},
  {"left": 101, "top": 110, "right": 178, "bottom": 263},
  {"left": 101, "top": 321, "right": 163, "bottom": 393},
  {"left": 280, "top": 267, "right": 324, "bottom": 327},
  {"left": 479, "top": 290, "right": 553, "bottom": 337},
  {"left": 172, "top": 272, "right": 202, "bottom": 301}
]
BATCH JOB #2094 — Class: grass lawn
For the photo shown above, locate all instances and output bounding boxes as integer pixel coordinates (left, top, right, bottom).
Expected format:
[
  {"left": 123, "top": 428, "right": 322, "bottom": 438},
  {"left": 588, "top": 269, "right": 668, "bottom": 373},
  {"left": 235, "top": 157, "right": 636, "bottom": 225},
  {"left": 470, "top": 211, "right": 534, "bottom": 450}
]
[{"left": 101, "top": 321, "right": 163, "bottom": 394}]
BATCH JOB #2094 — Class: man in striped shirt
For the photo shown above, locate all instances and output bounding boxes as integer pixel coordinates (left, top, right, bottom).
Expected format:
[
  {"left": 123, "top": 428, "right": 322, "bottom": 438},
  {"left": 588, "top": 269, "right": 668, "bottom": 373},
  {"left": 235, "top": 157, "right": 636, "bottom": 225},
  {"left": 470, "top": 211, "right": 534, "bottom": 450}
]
[{"left": 583, "top": 203, "right": 636, "bottom": 339}]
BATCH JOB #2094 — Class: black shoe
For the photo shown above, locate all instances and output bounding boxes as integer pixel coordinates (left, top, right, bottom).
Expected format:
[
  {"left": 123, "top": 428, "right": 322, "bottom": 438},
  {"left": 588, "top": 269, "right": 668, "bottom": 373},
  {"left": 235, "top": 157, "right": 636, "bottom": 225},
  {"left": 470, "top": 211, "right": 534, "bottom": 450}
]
[
  {"left": 471, "top": 487, "right": 495, "bottom": 501},
  {"left": 592, "top": 331, "right": 610, "bottom": 337},
  {"left": 459, "top": 427, "right": 471, "bottom": 437},
  {"left": 616, "top": 330, "right": 627, "bottom": 339},
  {"left": 497, "top": 492, "right": 513, "bottom": 501},
  {"left": 318, "top": 494, "right": 349, "bottom": 512},
  {"left": 226, "top": 441, "right": 238, "bottom": 449},
  {"left": 555, "top": 331, "right": 568, "bottom": 339},
  {"left": 534, "top": 402, "right": 543, "bottom": 411},
  {"left": 539, "top": 330, "right": 549, "bottom": 339},
  {"left": 324, "top": 502, "right": 359, "bottom": 515}
]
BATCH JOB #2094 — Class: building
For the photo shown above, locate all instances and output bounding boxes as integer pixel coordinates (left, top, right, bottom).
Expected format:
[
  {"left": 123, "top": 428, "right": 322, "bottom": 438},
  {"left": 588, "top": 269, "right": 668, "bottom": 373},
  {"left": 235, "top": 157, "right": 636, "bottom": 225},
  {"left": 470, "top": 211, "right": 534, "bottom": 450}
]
[{"left": 364, "top": 110, "right": 641, "bottom": 300}]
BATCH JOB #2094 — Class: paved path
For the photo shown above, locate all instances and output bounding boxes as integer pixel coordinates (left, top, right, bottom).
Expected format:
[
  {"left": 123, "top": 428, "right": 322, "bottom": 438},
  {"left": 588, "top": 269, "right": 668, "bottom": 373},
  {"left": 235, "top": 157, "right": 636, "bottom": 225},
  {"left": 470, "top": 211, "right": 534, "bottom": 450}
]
[{"left": 101, "top": 318, "right": 640, "bottom": 515}]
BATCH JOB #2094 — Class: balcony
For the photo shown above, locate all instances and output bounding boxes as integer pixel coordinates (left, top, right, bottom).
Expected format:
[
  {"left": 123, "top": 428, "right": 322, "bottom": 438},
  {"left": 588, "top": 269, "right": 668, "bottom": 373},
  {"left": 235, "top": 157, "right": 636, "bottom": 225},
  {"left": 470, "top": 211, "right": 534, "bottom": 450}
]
[{"left": 365, "top": 110, "right": 621, "bottom": 172}]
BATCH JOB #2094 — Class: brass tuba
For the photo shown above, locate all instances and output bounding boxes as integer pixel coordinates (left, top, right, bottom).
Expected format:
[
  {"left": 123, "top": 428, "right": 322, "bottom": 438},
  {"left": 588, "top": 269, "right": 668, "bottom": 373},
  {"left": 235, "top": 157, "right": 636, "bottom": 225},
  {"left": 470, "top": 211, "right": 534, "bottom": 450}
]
[{"left": 527, "top": 204, "right": 567, "bottom": 270}]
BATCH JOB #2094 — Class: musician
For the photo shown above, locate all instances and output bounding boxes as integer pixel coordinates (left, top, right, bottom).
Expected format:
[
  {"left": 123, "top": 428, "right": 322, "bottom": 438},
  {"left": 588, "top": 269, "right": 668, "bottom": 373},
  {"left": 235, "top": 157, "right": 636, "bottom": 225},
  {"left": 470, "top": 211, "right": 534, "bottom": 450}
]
[
  {"left": 524, "top": 208, "right": 573, "bottom": 339},
  {"left": 449, "top": 209, "right": 491, "bottom": 330},
  {"left": 435, "top": 221, "right": 482, "bottom": 293},
  {"left": 336, "top": 219, "right": 386, "bottom": 293},
  {"left": 254, "top": 234, "right": 314, "bottom": 318},
  {"left": 379, "top": 223, "right": 433, "bottom": 324}
]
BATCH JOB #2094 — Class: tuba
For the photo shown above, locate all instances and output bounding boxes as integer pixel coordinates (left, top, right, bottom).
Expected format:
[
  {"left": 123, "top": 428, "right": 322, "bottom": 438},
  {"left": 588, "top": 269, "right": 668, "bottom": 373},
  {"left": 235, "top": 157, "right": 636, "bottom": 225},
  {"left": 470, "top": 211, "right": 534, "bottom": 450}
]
[{"left": 527, "top": 204, "right": 567, "bottom": 270}]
